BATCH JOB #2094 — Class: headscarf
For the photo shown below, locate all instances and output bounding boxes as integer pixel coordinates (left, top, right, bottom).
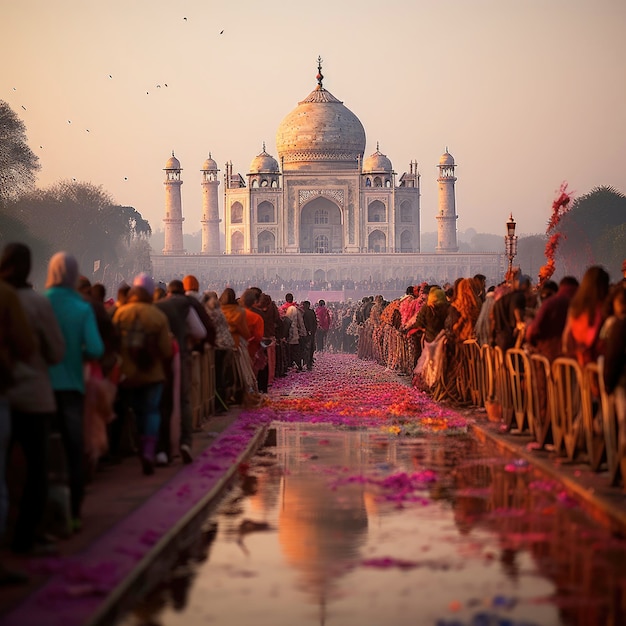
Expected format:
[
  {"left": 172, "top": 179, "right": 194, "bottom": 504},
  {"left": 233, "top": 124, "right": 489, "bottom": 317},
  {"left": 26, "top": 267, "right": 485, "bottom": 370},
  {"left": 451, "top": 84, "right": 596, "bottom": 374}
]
[
  {"left": 427, "top": 287, "right": 446, "bottom": 307},
  {"left": 133, "top": 272, "right": 155, "bottom": 295},
  {"left": 183, "top": 274, "right": 200, "bottom": 292},
  {"left": 45, "top": 251, "right": 79, "bottom": 289}
]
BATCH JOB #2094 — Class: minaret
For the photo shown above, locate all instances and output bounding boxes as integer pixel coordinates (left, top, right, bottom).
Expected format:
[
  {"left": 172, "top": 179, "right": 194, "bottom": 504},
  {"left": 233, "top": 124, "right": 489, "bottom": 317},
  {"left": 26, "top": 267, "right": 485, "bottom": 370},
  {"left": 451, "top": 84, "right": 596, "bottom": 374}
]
[
  {"left": 201, "top": 153, "right": 221, "bottom": 254},
  {"left": 436, "top": 148, "right": 458, "bottom": 253},
  {"left": 162, "top": 151, "right": 185, "bottom": 255}
]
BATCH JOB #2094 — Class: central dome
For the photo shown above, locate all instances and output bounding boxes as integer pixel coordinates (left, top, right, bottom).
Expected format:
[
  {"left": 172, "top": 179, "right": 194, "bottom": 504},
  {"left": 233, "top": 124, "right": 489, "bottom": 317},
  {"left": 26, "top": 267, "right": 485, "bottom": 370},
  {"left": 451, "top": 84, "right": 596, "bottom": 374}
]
[{"left": 276, "top": 83, "right": 366, "bottom": 172}]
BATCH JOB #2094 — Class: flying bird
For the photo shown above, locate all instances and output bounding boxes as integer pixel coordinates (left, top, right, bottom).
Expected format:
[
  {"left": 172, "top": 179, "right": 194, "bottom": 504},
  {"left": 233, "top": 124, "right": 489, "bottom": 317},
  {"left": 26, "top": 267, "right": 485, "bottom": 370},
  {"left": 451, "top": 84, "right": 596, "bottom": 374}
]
[
  {"left": 68, "top": 120, "right": 71, "bottom": 124},
  {"left": 86, "top": 129, "right": 90, "bottom": 132},
  {"left": 108, "top": 74, "right": 113, "bottom": 79},
  {"left": 183, "top": 17, "right": 187, "bottom": 21},
  {"left": 220, "top": 30, "right": 224, "bottom": 34},
  {"left": 156, "top": 84, "right": 161, "bottom": 88},
  {"left": 124, "top": 177, "right": 128, "bottom": 181},
  {"left": 21, "top": 105, "right": 26, "bottom": 110}
]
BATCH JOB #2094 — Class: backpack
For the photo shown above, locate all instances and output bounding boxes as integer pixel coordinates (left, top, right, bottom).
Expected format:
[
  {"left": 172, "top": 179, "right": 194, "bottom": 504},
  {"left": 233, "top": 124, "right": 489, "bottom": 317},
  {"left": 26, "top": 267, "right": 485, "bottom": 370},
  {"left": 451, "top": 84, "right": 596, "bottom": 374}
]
[{"left": 123, "top": 313, "right": 159, "bottom": 369}]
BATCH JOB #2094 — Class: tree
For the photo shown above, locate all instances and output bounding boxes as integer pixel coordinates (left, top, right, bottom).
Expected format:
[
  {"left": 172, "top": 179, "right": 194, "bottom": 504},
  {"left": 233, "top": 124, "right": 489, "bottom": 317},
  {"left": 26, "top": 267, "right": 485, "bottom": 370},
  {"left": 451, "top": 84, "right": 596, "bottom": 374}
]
[
  {"left": 557, "top": 186, "right": 626, "bottom": 278},
  {"left": 0, "top": 100, "right": 40, "bottom": 206},
  {"left": 5, "top": 180, "right": 152, "bottom": 288}
]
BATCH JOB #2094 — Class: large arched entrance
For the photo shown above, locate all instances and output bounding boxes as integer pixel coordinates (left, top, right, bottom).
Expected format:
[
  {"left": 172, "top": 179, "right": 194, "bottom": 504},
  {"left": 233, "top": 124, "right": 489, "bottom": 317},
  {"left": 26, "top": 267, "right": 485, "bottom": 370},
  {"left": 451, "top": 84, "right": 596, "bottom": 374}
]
[{"left": 299, "top": 196, "right": 343, "bottom": 253}]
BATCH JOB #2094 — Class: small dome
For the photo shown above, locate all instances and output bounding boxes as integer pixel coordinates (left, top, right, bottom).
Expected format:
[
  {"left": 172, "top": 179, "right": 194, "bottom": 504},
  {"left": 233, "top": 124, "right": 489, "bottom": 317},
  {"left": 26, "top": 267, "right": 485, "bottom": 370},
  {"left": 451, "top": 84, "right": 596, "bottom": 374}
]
[
  {"left": 249, "top": 145, "right": 279, "bottom": 174},
  {"left": 164, "top": 151, "right": 181, "bottom": 170},
  {"left": 363, "top": 146, "right": 392, "bottom": 173},
  {"left": 202, "top": 153, "right": 218, "bottom": 171},
  {"left": 439, "top": 149, "right": 454, "bottom": 166}
]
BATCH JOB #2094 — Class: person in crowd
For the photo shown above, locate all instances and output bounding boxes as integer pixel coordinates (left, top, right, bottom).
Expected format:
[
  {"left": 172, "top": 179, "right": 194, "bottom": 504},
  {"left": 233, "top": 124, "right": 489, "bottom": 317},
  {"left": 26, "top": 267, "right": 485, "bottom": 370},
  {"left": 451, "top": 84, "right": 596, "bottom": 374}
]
[
  {"left": 406, "top": 287, "right": 450, "bottom": 343},
  {"left": 284, "top": 295, "right": 307, "bottom": 369},
  {"left": 490, "top": 273, "right": 532, "bottom": 352},
  {"left": 315, "top": 299, "right": 331, "bottom": 352},
  {"left": 108, "top": 281, "right": 131, "bottom": 318},
  {"left": 45, "top": 252, "right": 104, "bottom": 532},
  {"left": 369, "top": 295, "right": 386, "bottom": 327},
  {"left": 183, "top": 274, "right": 203, "bottom": 301},
  {"left": 538, "top": 280, "right": 559, "bottom": 303},
  {"left": 241, "top": 288, "right": 266, "bottom": 386},
  {"left": 219, "top": 288, "right": 251, "bottom": 350},
  {"left": 182, "top": 275, "right": 216, "bottom": 350},
  {"left": 0, "top": 269, "right": 35, "bottom": 584},
  {"left": 562, "top": 265, "right": 610, "bottom": 369},
  {"left": 603, "top": 314, "right": 626, "bottom": 483},
  {"left": 525, "top": 276, "right": 579, "bottom": 362},
  {"left": 202, "top": 291, "right": 236, "bottom": 412},
  {"left": 301, "top": 300, "right": 318, "bottom": 370},
  {"left": 472, "top": 274, "right": 487, "bottom": 303},
  {"left": 153, "top": 283, "right": 167, "bottom": 302},
  {"left": 253, "top": 293, "right": 281, "bottom": 388},
  {"left": 429, "top": 278, "right": 481, "bottom": 404},
  {"left": 155, "top": 279, "right": 206, "bottom": 465},
  {"left": 0, "top": 243, "right": 65, "bottom": 556},
  {"left": 474, "top": 286, "right": 495, "bottom": 346},
  {"left": 113, "top": 273, "right": 172, "bottom": 475},
  {"left": 599, "top": 282, "right": 626, "bottom": 347},
  {"left": 219, "top": 288, "right": 252, "bottom": 401}
]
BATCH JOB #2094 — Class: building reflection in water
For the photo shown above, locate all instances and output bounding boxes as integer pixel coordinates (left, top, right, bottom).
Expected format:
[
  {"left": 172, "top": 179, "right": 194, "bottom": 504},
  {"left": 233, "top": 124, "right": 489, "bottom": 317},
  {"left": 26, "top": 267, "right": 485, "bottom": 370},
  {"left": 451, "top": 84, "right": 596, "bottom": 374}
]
[{"left": 121, "top": 423, "right": 626, "bottom": 626}]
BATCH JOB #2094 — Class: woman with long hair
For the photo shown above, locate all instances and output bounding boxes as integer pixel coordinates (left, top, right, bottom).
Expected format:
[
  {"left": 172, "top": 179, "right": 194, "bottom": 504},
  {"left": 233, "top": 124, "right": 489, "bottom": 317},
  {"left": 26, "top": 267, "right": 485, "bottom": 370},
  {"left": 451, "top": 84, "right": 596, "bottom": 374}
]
[{"left": 562, "top": 265, "right": 610, "bottom": 368}]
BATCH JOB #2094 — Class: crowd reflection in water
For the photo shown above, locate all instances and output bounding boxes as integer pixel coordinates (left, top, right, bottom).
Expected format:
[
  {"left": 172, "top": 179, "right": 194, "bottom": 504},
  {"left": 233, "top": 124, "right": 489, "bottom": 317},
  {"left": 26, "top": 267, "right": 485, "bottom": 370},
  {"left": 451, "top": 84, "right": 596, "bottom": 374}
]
[{"left": 127, "top": 425, "right": 626, "bottom": 626}]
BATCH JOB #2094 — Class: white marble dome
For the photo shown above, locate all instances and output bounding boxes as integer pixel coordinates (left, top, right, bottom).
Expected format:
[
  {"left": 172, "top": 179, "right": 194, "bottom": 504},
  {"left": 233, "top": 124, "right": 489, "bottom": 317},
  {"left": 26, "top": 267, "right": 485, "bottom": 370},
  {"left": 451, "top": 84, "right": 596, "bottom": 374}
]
[
  {"left": 164, "top": 152, "right": 181, "bottom": 170},
  {"left": 249, "top": 147, "right": 279, "bottom": 173},
  {"left": 439, "top": 149, "right": 455, "bottom": 166},
  {"left": 201, "top": 154, "right": 218, "bottom": 171},
  {"left": 363, "top": 148, "right": 392, "bottom": 173},
  {"left": 276, "top": 84, "right": 366, "bottom": 171}
]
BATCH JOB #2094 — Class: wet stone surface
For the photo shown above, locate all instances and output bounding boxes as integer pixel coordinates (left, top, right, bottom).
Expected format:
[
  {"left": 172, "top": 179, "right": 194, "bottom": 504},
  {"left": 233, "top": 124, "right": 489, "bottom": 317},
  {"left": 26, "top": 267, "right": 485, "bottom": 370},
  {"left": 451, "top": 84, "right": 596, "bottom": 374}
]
[{"left": 120, "top": 422, "right": 626, "bottom": 626}]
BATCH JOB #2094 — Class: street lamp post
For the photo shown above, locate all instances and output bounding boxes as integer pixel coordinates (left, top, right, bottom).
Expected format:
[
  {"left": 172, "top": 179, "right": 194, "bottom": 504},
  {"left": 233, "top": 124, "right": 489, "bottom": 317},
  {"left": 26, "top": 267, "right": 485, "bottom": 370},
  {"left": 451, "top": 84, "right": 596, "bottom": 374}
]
[{"left": 505, "top": 213, "right": 518, "bottom": 280}]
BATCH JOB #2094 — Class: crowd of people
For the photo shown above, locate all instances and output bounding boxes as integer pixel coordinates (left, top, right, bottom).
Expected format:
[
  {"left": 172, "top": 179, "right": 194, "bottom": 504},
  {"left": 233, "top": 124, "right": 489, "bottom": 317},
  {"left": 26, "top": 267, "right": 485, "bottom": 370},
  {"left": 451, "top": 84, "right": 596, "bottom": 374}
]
[
  {"left": 1, "top": 237, "right": 625, "bottom": 587},
  {"left": 353, "top": 263, "right": 626, "bottom": 418},
  {"left": 0, "top": 241, "right": 365, "bottom": 584}
]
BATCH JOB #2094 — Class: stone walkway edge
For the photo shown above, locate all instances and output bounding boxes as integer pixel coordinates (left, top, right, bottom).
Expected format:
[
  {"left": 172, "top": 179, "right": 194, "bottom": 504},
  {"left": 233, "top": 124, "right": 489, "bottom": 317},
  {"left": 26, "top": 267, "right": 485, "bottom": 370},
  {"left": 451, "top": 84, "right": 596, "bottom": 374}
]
[
  {"left": 2, "top": 421, "right": 269, "bottom": 626},
  {"left": 470, "top": 420, "right": 626, "bottom": 536}
]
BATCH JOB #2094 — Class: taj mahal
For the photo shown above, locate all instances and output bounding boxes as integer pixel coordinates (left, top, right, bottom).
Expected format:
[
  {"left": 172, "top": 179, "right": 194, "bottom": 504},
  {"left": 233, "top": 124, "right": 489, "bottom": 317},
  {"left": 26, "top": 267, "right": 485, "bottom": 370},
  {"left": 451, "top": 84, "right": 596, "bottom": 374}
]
[{"left": 151, "top": 61, "right": 503, "bottom": 288}]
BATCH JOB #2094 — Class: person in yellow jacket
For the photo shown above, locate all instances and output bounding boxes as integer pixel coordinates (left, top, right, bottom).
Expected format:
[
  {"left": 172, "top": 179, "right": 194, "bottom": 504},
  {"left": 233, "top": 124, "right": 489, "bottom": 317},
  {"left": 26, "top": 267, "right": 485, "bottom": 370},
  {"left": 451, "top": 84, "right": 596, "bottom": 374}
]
[{"left": 113, "top": 273, "right": 172, "bottom": 475}]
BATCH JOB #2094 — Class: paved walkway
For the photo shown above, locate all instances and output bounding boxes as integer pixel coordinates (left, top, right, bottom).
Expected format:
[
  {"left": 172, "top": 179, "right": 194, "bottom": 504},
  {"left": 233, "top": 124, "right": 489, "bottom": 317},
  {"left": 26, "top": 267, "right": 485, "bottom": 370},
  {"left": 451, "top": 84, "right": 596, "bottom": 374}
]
[{"left": 2, "top": 353, "right": 625, "bottom": 625}]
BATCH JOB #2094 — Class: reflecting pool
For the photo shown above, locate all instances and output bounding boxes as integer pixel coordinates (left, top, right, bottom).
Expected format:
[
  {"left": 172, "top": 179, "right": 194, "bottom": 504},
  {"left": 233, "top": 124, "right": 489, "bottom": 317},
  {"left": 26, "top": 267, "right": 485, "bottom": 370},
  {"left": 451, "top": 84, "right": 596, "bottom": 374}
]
[{"left": 120, "top": 423, "right": 626, "bottom": 626}]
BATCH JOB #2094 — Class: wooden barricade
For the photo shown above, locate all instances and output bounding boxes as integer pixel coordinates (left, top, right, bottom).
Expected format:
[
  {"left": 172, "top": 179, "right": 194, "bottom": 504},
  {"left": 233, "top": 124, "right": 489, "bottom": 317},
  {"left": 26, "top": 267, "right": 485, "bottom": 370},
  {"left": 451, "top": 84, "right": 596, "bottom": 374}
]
[
  {"left": 529, "top": 354, "right": 554, "bottom": 448},
  {"left": 552, "top": 357, "right": 585, "bottom": 461},
  {"left": 581, "top": 362, "right": 606, "bottom": 472},
  {"left": 505, "top": 348, "right": 532, "bottom": 434},
  {"left": 463, "top": 340, "right": 483, "bottom": 407},
  {"left": 494, "top": 347, "right": 514, "bottom": 430},
  {"left": 190, "top": 347, "right": 217, "bottom": 429}
]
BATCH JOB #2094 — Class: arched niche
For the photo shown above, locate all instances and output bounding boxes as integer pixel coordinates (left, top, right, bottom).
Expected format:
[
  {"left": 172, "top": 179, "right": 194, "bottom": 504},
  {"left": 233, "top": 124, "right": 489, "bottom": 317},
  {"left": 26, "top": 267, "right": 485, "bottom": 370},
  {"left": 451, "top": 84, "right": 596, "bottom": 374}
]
[
  {"left": 231, "top": 230, "right": 244, "bottom": 252},
  {"left": 231, "top": 202, "right": 243, "bottom": 224},
  {"left": 400, "top": 229, "right": 413, "bottom": 252},
  {"left": 368, "top": 229, "right": 386, "bottom": 253},
  {"left": 257, "top": 201, "right": 274, "bottom": 223},
  {"left": 257, "top": 230, "right": 275, "bottom": 253},
  {"left": 368, "top": 200, "right": 386, "bottom": 223}
]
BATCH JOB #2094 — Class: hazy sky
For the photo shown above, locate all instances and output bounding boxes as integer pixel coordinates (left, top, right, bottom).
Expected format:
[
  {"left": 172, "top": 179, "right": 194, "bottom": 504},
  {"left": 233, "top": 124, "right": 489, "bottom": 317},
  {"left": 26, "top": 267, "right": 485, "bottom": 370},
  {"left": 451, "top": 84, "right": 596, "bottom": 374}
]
[{"left": 3, "top": 0, "right": 625, "bottom": 237}]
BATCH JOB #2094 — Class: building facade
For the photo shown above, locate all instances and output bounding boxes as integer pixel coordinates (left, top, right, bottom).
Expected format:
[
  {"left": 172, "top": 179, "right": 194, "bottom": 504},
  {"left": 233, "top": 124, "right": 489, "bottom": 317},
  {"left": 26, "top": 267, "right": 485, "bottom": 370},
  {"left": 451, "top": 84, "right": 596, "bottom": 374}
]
[{"left": 156, "top": 62, "right": 504, "bottom": 291}]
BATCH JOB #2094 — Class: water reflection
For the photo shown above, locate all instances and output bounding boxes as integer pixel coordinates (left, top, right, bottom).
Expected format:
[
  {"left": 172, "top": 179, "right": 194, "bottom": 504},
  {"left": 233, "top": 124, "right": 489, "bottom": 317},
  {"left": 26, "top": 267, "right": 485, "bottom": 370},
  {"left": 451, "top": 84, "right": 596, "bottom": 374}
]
[{"left": 120, "top": 424, "right": 626, "bottom": 626}]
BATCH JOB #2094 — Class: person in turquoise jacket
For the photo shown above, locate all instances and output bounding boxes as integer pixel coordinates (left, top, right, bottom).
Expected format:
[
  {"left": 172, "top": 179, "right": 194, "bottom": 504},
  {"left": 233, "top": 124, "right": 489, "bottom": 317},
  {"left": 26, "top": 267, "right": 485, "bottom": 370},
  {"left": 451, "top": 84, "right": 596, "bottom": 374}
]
[{"left": 45, "top": 252, "right": 104, "bottom": 532}]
